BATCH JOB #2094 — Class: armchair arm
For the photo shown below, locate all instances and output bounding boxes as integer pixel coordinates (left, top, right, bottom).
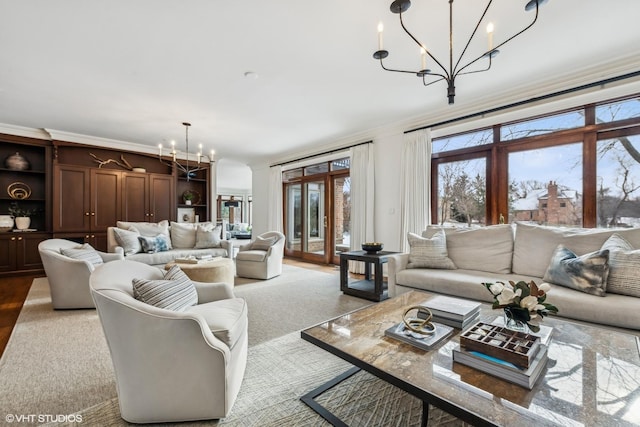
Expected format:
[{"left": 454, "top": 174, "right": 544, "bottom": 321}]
[
  {"left": 193, "top": 281, "right": 235, "bottom": 303},
  {"left": 219, "top": 240, "right": 233, "bottom": 259},
  {"left": 387, "top": 253, "right": 410, "bottom": 298}
]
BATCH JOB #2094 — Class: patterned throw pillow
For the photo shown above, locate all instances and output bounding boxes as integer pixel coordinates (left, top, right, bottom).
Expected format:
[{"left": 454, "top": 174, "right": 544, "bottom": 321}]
[
  {"left": 250, "top": 235, "right": 277, "bottom": 251},
  {"left": 112, "top": 227, "right": 142, "bottom": 255},
  {"left": 132, "top": 265, "right": 198, "bottom": 311},
  {"left": 601, "top": 233, "right": 640, "bottom": 297},
  {"left": 542, "top": 245, "right": 609, "bottom": 297},
  {"left": 407, "top": 230, "right": 456, "bottom": 269},
  {"left": 61, "top": 243, "right": 103, "bottom": 266},
  {"left": 195, "top": 225, "right": 222, "bottom": 249},
  {"left": 138, "top": 234, "right": 172, "bottom": 253}
]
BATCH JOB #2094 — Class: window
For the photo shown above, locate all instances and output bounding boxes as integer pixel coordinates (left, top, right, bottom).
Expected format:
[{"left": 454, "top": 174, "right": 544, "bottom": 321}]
[{"left": 432, "top": 94, "right": 640, "bottom": 228}]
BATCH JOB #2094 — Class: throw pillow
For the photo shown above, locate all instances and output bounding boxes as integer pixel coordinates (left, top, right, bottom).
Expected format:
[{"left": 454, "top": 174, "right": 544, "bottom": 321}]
[
  {"left": 195, "top": 225, "right": 222, "bottom": 249},
  {"left": 138, "top": 234, "right": 172, "bottom": 253},
  {"left": 132, "top": 265, "right": 198, "bottom": 311},
  {"left": 170, "top": 222, "right": 198, "bottom": 248},
  {"left": 251, "top": 235, "right": 277, "bottom": 251},
  {"left": 112, "top": 227, "right": 142, "bottom": 255},
  {"left": 542, "top": 245, "right": 610, "bottom": 297},
  {"left": 61, "top": 243, "right": 103, "bottom": 267},
  {"left": 407, "top": 231, "right": 456, "bottom": 269},
  {"left": 600, "top": 233, "right": 640, "bottom": 297},
  {"left": 117, "top": 220, "right": 170, "bottom": 238}
]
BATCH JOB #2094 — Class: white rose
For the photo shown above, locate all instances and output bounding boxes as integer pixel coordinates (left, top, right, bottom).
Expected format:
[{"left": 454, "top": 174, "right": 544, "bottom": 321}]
[
  {"left": 489, "top": 282, "right": 504, "bottom": 295},
  {"left": 497, "top": 288, "right": 518, "bottom": 305},
  {"left": 520, "top": 295, "right": 539, "bottom": 311}
]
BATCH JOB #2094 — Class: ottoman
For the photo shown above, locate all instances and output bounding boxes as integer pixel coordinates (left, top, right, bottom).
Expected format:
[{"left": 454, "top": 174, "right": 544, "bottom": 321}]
[{"left": 165, "top": 258, "right": 235, "bottom": 285}]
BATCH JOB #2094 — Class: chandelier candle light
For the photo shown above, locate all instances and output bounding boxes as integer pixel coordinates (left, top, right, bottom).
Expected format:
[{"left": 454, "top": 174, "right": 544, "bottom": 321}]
[
  {"left": 373, "top": 0, "right": 549, "bottom": 104},
  {"left": 158, "top": 122, "right": 215, "bottom": 181}
]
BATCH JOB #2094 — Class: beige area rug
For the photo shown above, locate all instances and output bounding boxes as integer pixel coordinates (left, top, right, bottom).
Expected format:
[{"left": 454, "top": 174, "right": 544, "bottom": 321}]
[{"left": 0, "top": 265, "right": 468, "bottom": 426}]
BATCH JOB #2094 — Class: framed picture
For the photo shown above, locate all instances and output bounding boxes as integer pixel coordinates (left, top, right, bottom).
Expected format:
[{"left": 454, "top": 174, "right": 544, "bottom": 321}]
[{"left": 177, "top": 207, "right": 195, "bottom": 223}]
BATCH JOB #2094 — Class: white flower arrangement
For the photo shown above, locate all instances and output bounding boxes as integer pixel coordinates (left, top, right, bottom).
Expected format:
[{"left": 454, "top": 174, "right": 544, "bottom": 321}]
[{"left": 482, "top": 280, "right": 558, "bottom": 333}]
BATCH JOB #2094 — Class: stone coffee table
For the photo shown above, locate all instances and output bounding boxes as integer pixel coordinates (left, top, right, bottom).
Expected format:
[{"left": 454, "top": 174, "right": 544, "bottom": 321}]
[
  {"left": 165, "top": 257, "right": 235, "bottom": 285},
  {"left": 301, "top": 290, "right": 640, "bottom": 426}
]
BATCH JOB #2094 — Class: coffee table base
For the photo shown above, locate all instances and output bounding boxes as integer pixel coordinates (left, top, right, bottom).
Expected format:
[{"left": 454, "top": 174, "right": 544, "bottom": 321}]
[{"left": 301, "top": 366, "right": 429, "bottom": 427}]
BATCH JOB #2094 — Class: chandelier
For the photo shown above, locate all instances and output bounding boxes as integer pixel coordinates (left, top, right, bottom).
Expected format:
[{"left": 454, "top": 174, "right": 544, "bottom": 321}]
[
  {"left": 158, "top": 122, "right": 215, "bottom": 180},
  {"left": 372, "top": 0, "right": 548, "bottom": 104}
]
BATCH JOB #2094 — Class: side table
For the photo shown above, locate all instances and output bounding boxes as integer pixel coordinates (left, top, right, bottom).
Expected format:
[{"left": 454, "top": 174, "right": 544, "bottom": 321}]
[{"left": 339, "top": 250, "right": 398, "bottom": 302}]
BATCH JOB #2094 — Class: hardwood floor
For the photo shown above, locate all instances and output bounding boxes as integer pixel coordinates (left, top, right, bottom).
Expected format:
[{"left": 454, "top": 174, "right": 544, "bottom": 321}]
[
  {"left": 0, "top": 259, "right": 343, "bottom": 359},
  {"left": 0, "top": 274, "right": 40, "bottom": 358}
]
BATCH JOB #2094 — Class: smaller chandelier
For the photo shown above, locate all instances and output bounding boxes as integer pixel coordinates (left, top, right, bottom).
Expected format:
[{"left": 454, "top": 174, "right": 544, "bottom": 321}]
[
  {"left": 373, "top": 0, "right": 548, "bottom": 104},
  {"left": 158, "top": 122, "right": 215, "bottom": 180}
]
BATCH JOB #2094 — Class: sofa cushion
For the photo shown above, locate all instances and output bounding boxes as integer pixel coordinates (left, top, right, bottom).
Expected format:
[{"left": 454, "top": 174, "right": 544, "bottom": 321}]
[
  {"left": 170, "top": 222, "right": 198, "bottom": 248},
  {"left": 601, "top": 233, "right": 640, "bottom": 297},
  {"left": 195, "top": 225, "right": 222, "bottom": 249},
  {"left": 61, "top": 243, "right": 103, "bottom": 266},
  {"left": 542, "top": 245, "right": 609, "bottom": 297},
  {"left": 424, "top": 225, "right": 513, "bottom": 274},
  {"left": 132, "top": 264, "right": 198, "bottom": 311},
  {"left": 117, "top": 220, "right": 170, "bottom": 239},
  {"left": 138, "top": 234, "right": 172, "bottom": 253},
  {"left": 235, "top": 250, "right": 268, "bottom": 262},
  {"left": 185, "top": 297, "right": 248, "bottom": 349},
  {"left": 113, "top": 227, "right": 142, "bottom": 255},
  {"left": 250, "top": 235, "right": 277, "bottom": 251},
  {"left": 513, "top": 223, "right": 640, "bottom": 277},
  {"left": 407, "top": 231, "right": 456, "bottom": 270}
]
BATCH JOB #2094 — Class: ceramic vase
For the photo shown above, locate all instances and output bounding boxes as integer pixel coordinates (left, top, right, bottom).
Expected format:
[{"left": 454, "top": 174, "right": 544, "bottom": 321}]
[{"left": 14, "top": 217, "right": 30, "bottom": 230}]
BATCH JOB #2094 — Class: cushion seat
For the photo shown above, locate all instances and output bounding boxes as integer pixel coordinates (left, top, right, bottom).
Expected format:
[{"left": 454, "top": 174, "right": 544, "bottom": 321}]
[
  {"left": 185, "top": 297, "right": 248, "bottom": 349},
  {"left": 235, "top": 250, "right": 268, "bottom": 262}
]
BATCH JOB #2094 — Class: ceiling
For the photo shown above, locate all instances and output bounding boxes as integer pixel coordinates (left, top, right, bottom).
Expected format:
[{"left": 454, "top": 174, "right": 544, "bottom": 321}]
[{"left": 1, "top": 1, "right": 639, "bottom": 166}]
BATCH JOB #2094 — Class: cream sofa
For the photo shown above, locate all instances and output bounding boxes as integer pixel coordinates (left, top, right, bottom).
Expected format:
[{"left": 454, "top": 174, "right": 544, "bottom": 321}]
[
  {"left": 388, "top": 223, "right": 640, "bottom": 332},
  {"left": 107, "top": 220, "right": 233, "bottom": 268}
]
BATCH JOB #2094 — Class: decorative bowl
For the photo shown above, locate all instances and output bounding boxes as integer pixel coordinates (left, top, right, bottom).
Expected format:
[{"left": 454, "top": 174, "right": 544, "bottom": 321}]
[{"left": 362, "top": 242, "right": 383, "bottom": 253}]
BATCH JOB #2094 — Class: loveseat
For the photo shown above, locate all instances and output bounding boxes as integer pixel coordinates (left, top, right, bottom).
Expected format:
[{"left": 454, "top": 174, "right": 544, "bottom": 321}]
[
  {"left": 107, "top": 220, "right": 233, "bottom": 268},
  {"left": 388, "top": 223, "right": 640, "bottom": 332}
]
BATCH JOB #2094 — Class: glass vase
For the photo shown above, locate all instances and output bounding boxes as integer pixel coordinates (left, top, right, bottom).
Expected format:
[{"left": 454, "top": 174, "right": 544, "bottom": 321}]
[{"left": 503, "top": 308, "right": 528, "bottom": 333}]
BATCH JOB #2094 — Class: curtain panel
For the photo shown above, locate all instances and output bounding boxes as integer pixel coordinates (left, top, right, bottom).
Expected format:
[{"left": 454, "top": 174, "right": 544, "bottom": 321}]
[
  {"left": 400, "top": 128, "right": 432, "bottom": 252},
  {"left": 349, "top": 143, "right": 375, "bottom": 274},
  {"left": 267, "top": 165, "right": 283, "bottom": 233}
]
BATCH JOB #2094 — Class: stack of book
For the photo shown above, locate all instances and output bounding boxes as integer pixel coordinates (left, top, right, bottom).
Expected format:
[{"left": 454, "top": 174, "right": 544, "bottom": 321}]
[
  {"left": 420, "top": 295, "right": 481, "bottom": 330},
  {"left": 452, "top": 322, "right": 548, "bottom": 389},
  {"left": 384, "top": 321, "right": 454, "bottom": 351},
  {"left": 174, "top": 255, "right": 218, "bottom": 264}
]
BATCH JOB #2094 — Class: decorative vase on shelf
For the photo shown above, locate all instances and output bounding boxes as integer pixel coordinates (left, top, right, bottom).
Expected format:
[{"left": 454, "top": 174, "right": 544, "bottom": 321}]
[
  {"left": 5, "top": 152, "right": 30, "bottom": 170},
  {"left": 503, "top": 307, "right": 528, "bottom": 333},
  {"left": 0, "top": 215, "right": 14, "bottom": 232},
  {"left": 14, "top": 217, "right": 31, "bottom": 230}
]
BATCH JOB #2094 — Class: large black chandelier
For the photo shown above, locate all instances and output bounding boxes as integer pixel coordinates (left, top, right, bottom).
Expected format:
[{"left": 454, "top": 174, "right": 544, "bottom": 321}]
[{"left": 373, "top": 0, "right": 549, "bottom": 104}]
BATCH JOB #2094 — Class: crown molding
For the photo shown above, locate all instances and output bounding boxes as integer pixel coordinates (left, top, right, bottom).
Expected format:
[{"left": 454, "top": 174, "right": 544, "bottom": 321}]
[{"left": 0, "top": 123, "right": 50, "bottom": 140}]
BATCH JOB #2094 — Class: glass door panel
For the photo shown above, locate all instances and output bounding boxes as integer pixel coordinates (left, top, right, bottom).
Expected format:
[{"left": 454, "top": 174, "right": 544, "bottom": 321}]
[
  {"left": 333, "top": 176, "right": 350, "bottom": 262},
  {"left": 304, "top": 181, "right": 325, "bottom": 257},
  {"left": 285, "top": 183, "right": 302, "bottom": 255}
]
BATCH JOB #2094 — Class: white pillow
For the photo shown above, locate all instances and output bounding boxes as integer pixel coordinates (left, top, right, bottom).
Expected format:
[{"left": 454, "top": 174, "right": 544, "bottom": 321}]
[
  {"left": 61, "top": 243, "right": 103, "bottom": 266},
  {"left": 117, "top": 220, "right": 170, "bottom": 238},
  {"left": 407, "top": 231, "right": 456, "bottom": 269},
  {"left": 195, "top": 225, "right": 222, "bottom": 249},
  {"left": 250, "top": 235, "right": 277, "bottom": 251},
  {"left": 601, "top": 233, "right": 640, "bottom": 297},
  {"left": 112, "top": 227, "right": 142, "bottom": 255},
  {"left": 170, "top": 222, "right": 198, "bottom": 248}
]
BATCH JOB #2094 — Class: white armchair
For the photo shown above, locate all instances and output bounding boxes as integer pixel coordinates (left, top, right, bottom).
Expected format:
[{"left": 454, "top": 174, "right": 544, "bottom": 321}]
[
  {"left": 89, "top": 260, "right": 248, "bottom": 424},
  {"left": 235, "top": 231, "right": 285, "bottom": 280},
  {"left": 38, "top": 239, "right": 124, "bottom": 309}
]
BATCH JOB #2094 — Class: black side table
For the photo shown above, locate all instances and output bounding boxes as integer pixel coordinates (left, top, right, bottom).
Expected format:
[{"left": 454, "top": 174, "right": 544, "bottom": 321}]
[{"left": 339, "top": 250, "right": 398, "bottom": 302}]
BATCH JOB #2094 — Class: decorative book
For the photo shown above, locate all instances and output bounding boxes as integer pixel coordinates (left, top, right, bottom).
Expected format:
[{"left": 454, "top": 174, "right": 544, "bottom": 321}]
[
  {"left": 460, "top": 322, "right": 541, "bottom": 369},
  {"left": 452, "top": 344, "right": 548, "bottom": 389},
  {"left": 420, "top": 295, "right": 481, "bottom": 321},
  {"left": 384, "top": 322, "right": 454, "bottom": 351}
]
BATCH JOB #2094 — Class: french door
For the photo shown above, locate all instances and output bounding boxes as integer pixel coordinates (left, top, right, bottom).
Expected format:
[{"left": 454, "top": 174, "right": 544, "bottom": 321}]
[{"left": 284, "top": 172, "right": 349, "bottom": 264}]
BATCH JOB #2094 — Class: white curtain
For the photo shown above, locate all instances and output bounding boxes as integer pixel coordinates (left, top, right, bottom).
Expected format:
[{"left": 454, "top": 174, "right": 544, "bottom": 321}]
[
  {"left": 399, "top": 128, "right": 432, "bottom": 252},
  {"left": 350, "top": 143, "right": 375, "bottom": 273},
  {"left": 267, "top": 165, "right": 283, "bottom": 233}
]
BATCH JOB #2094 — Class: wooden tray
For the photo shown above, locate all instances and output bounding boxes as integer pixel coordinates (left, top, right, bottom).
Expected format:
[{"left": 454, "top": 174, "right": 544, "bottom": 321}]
[{"left": 460, "top": 322, "right": 541, "bottom": 368}]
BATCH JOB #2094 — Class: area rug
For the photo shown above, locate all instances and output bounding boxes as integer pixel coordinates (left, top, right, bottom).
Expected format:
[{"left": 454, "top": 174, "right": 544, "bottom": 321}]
[{"left": 50, "top": 333, "right": 469, "bottom": 427}]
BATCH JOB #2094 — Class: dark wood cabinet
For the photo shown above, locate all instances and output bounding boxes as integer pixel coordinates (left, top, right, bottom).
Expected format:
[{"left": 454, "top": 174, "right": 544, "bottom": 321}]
[
  {"left": 0, "top": 232, "right": 48, "bottom": 274},
  {"left": 122, "top": 172, "right": 174, "bottom": 223}
]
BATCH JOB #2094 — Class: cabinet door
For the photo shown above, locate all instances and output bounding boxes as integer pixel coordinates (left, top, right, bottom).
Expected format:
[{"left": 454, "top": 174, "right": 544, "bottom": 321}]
[
  {"left": 16, "top": 233, "right": 47, "bottom": 270},
  {"left": 121, "top": 173, "right": 149, "bottom": 222},
  {"left": 91, "top": 169, "right": 121, "bottom": 231},
  {"left": 0, "top": 235, "right": 17, "bottom": 272},
  {"left": 53, "top": 165, "right": 90, "bottom": 232},
  {"left": 149, "top": 174, "right": 174, "bottom": 222}
]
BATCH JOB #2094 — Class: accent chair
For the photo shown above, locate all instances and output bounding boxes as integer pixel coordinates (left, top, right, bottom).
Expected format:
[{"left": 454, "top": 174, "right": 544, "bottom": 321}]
[{"left": 235, "top": 231, "right": 285, "bottom": 280}]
